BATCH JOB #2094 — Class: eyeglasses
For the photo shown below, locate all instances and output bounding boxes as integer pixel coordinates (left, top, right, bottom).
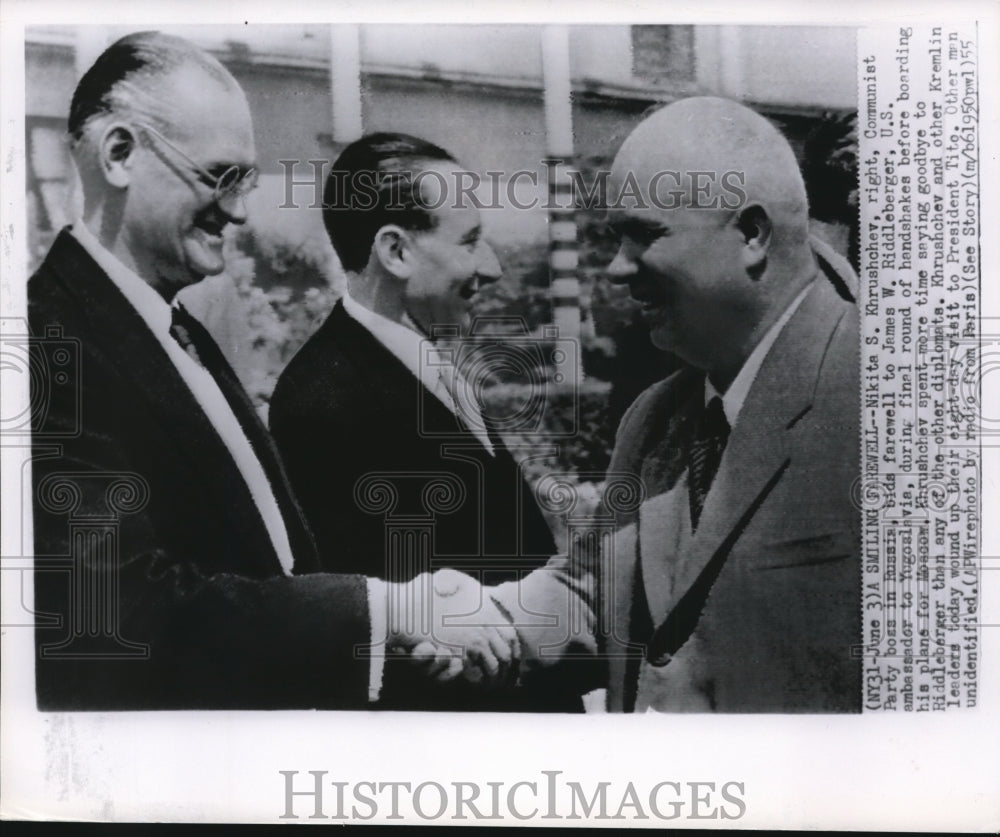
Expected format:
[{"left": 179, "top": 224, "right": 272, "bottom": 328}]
[{"left": 136, "top": 122, "right": 258, "bottom": 203}]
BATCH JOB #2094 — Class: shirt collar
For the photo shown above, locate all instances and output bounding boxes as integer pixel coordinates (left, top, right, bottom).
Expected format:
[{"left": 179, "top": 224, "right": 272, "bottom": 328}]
[
  {"left": 341, "top": 290, "right": 440, "bottom": 385},
  {"left": 70, "top": 220, "right": 175, "bottom": 337},
  {"left": 705, "top": 277, "right": 815, "bottom": 426}
]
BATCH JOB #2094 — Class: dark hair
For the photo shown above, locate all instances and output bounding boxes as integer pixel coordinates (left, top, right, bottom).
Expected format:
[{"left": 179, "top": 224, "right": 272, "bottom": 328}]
[
  {"left": 68, "top": 31, "right": 233, "bottom": 143},
  {"left": 323, "top": 132, "right": 456, "bottom": 272}
]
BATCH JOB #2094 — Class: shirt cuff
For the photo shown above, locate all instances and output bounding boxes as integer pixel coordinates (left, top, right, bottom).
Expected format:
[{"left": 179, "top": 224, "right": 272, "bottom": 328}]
[{"left": 366, "top": 577, "right": 388, "bottom": 703}]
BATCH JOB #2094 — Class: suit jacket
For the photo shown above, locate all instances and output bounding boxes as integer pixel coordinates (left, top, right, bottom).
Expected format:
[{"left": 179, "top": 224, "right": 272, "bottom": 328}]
[
  {"left": 498, "top": 269, "right": 862, "bottom": 712},
  {"left": 269, "top": 300, "right": 557, "bottom": 582},
  {"left": 29, "top": 230, "right": 371, "bottom": 710},
  {"left": 270, "top": 301, "right": 575, "bottom": 711}
]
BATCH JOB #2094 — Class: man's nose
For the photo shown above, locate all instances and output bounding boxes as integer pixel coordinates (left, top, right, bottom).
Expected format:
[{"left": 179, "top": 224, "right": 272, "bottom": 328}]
[
  {"left": 476, "top": 240, "right": 502, "bottom": 282},
  {"left": 217, "top": 192, "right": 250, "bottom": 225},
  {"left": 606, "top": 245, "right": 638, "bottom": 284}
]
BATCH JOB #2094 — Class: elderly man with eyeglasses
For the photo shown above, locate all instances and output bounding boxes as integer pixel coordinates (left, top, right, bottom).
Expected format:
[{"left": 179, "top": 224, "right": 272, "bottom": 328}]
[{"left": 27, "top": 31, "right": 516, "bottom": 710}]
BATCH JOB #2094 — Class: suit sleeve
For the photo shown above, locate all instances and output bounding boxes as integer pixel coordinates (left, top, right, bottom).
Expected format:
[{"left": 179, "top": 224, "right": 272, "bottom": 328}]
[
  {"left": 608, "top": 379, "right": 663, "bottom": 476},
  {"left": 487, "top": 379, "right": 675, "bottom": 697},
  {"left": 31, "top": 342, "right": 373, "bottom": 710},
  {"left": 491, "top": 551, "right": 605, "bottom": 697}
]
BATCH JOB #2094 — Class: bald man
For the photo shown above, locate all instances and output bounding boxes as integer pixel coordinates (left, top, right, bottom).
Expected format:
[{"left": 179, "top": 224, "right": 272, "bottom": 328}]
[
  {"left": 28, "top": 32, "right": 515, "bottom": 709},
  {"left": 490, "top": 97, "right": 861, "bottom": 712}
]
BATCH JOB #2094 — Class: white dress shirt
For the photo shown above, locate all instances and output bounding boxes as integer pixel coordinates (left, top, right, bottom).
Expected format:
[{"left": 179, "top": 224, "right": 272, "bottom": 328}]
[
  {"left": 70, "top": 222, "right": 298, "bottom": 574},
  {"left": 71, "top": 222, "right": 390, "bottom": 701},
  {"left": 704, "top": 278, "right": 815, "bottom": 423}
]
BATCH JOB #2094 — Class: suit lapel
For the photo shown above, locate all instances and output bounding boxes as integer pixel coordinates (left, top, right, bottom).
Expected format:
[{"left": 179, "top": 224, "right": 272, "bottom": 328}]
[
  {"left": 173, "top": 306, "right": 320, "bottom": 570},
  {"left": 642, "top": 279, "right": 850, "bottom": 658},
  {"left": 638, "top": 485, "right": 690, "bottom": 627},
  {"left": 605, "top": 517, "right": 641, "bottom": 712},
  {"left": 634, "top": 371, "right": 699, "bottom": 626},
  {"left": 633, "top": 369, "right": 699, "bottom": 625},
  {"left": 331, "top": 302, "right": 494, "bottom": 453},
  {"left": 43, "top": 232, "right": 283, "bottom": 572},
  {"left": 327, "top": 303, "right": 422, "bottom": 415}
]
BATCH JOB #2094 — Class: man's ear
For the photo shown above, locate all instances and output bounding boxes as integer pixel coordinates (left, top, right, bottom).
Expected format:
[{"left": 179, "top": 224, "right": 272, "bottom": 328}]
[
  {"left": 372, "top": 225, "right": 412, "bottom": 278},
  {"left": 98, "top": 123, "right": 138, "bottom": 189},
  {"left": 735, "top": 204, "right": 771, "bottom": 272}
]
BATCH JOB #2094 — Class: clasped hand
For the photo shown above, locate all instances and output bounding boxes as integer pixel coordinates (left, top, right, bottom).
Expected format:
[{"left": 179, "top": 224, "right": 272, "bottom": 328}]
[{"left": 387, "top": 569, "right": 518, "bottom": 688}]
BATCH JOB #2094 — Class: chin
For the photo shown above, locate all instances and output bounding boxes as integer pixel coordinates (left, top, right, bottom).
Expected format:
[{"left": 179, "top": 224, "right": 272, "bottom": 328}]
[
  {"left": 177, "top": 268, "right": 209, "bottom": 291},
  {"left": 187, "top": 258, "right": 226, "bottom": 279},
  {"left": 436, "top": 308, "right": 471, "bottom": 336},
  {"left": 648, "top": 324, "right": 672, "bottom": 352}
]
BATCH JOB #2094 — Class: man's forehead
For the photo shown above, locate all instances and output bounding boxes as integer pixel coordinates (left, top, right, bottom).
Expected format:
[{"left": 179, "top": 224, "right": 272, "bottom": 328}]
[
  {"left": 425, "top": 199, "right": 482, "bottom": 238},
  {"left": 413, "top": 161, "right": 484, "bottom": 231},
  {"left": 606, "top": 164, "right": 678, "bottom": 216},
  {"left": 606, "top": 197, "right": 724, "bottom": 230},
  {"left": 414, "top": 160, "right": 478, "bottom": 207},
  {"left": 159, "top": 68, "right": 254, "bottom": 148}
]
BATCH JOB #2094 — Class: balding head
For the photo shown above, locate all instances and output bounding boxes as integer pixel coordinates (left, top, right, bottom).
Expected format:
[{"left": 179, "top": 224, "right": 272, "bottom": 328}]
[
  {"left": 606, "top": 97, "right": 816, "bottom": 385},
  {"left": 69, "top": 32, "right": 256, "bottom": 298},
  {"left": 612, "top": 96, "right": 809, "bottom": 248}
]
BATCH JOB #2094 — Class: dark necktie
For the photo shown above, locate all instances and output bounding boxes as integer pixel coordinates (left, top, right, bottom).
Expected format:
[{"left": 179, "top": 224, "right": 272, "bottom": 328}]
[
  {"left": 687, "top": 395, "right": 730, "bottom": 531},
  {"left": 168, "top": 303, "right": 318, "bottom": 570}
]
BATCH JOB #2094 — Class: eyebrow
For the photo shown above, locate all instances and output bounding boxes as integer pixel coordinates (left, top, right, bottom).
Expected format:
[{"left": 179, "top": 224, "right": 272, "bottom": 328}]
[
  {"left": 203, "top": 162, "right": 255, "bottom": 178},
  {"left": 610, "top": 217, "right": 668, "bottom": 239},
  {"left": 459, "top": 225, "right": 482, "bottom": 245}
]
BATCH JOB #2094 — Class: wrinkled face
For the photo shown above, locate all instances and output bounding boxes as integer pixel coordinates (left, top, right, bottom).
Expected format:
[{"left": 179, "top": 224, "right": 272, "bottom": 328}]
[
  {"left": 605, "top": 165, "right": 751, "bottom": 369},
  {"left": 121, "top": 71, "right": 256, "bottom": 297},
  {"left": 402, "top": 162, "right": 502, "bottom": 335}
]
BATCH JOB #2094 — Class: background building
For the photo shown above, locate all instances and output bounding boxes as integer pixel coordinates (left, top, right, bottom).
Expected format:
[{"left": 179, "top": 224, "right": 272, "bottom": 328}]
[
  {"left": 24, "top": 24, "right": 858, "bottom": 439},
  {"left": 26, "top": 23, "right": 856, "bottom": 251}
]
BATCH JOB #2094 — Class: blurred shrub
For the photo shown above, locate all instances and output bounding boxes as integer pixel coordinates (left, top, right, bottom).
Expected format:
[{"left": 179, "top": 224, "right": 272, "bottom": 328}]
[
  {"left": 481, "top": 379, "right": 615, "bottom": 546},
  {"left": 202, "top": 226, "right": 340, "bottom": 411},
  {"left": 482, "top": 379, "right": 615, "bottom": 480},
  {"left": 473, "top": 240, "right": 553, "bottom": 332}
]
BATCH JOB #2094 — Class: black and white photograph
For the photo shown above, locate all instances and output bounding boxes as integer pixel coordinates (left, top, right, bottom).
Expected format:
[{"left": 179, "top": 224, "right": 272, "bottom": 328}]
[{"left": 1, "top": 0, "right": 997, "bottom": 828}]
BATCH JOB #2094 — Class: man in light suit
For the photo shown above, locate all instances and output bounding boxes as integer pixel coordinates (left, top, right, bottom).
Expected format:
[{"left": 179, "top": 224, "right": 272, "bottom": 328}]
[
  {"left": 28, "top": 32, "right": 514, "bottom": 709},
  {"left": 492, "top": 97, "right": 862, "bottom": 712}
]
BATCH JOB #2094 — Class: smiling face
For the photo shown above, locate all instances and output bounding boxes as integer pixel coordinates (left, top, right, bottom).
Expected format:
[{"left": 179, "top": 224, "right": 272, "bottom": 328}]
[
  {"left": 605, "top": 197, "right": 752, "bottom": 367},
  {"left": 120, "top": 67, "right": 256, "bottom": 297},
  {"left": 401, "top": 161, "right": 502, "bottom": 335},
  {"left": 603, "top": 104, "right": 777, "bottom": 375}
]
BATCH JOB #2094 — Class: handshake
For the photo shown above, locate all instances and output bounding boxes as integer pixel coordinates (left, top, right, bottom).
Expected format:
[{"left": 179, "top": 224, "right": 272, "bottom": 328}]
[{"left": 382, "top": 568, "right": 520, "bottom": 689}]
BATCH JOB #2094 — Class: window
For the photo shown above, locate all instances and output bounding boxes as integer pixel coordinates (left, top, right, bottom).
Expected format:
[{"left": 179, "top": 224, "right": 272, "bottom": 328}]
[{"left": 631, "top": 25, "right": 696, "bottom": 84}]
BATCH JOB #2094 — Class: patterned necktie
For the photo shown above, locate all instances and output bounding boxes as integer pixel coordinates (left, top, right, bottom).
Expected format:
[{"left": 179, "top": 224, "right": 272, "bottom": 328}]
[
  {"left": 169, "top": 304, "right": 207, "bottom": 366},
  {"left": 434, "top": 354, "right": 495, "bottom": 454},
  {"left": 168, "top": 303, "right": 274, "bottom": 460},
  {"left": 687, "top": 395, "right": 730, "bottom": 531}
]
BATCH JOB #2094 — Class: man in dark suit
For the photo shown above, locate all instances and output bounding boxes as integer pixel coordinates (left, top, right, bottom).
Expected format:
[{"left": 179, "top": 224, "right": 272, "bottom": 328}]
[
  {"left": 270, "top": 134, "right": 557, "bottom": 584},
  {"left": 28, "top": 32, "right": 515, "bottom": 710},
  {"left": 491, "top": 97, "right": 862, "bottom": 712}
]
